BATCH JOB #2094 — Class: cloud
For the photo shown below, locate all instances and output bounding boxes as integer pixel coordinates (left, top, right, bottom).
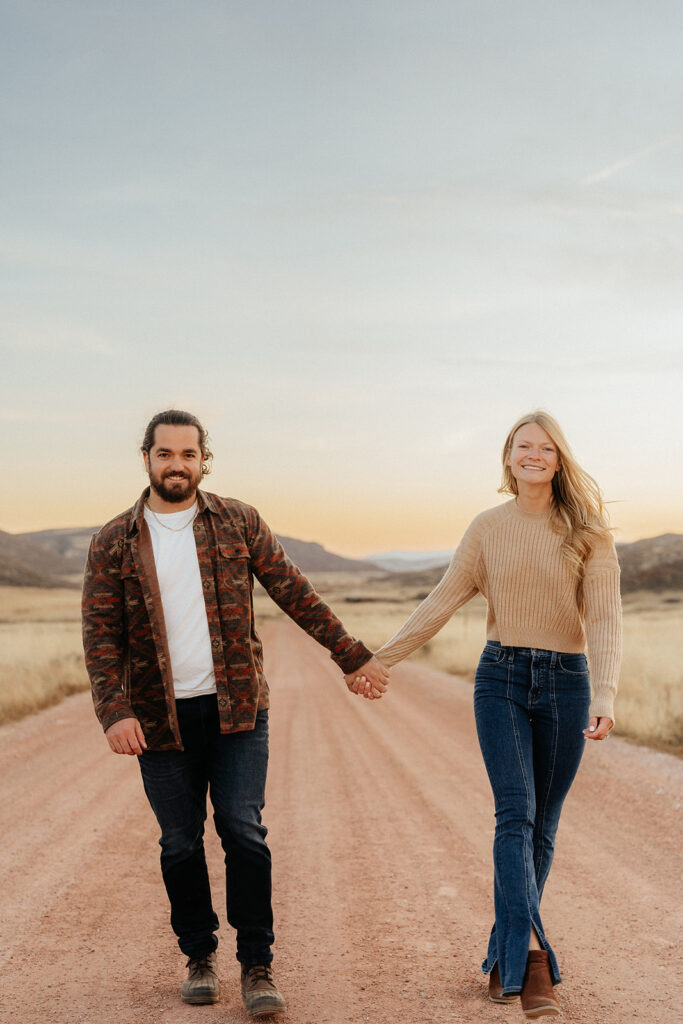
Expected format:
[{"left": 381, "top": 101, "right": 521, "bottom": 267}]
[{"left": 580, "top": 132, "right": 683, "bottom": 186}]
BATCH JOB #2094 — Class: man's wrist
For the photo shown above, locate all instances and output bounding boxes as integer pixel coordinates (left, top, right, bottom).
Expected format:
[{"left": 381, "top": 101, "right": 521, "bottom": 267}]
[
  {"left": 101, "top": 706, "right": 137, "bottom": 734},
  {"left": 336, "top": 642, "right": 373, "bottom": 675}
]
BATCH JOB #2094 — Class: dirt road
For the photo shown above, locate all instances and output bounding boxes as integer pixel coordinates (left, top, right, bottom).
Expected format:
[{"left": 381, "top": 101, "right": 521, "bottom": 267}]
[{"left": 1, "top": 620, "right": 680, "bottom": 1024}]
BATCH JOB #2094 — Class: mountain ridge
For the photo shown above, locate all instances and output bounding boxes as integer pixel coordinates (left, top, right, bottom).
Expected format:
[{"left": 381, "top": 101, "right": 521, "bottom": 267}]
[
  {"left": 4, "top": 525, "right": 379, "bottom": 585},
  {"left": 2, "top": 527, "right": 681, "bottom": 593}
]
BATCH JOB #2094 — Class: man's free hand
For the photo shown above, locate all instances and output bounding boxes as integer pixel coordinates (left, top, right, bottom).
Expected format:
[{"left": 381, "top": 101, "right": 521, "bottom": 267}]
[
  {"left": 344, "top": 656, "right": 390, "bottom": 700},
  {"left": 105, "top": 717, "right": 148, "bottom": 755}
]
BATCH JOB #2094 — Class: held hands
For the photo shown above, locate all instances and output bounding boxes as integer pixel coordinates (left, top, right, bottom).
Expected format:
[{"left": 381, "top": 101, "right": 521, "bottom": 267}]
[
  {"left": 583, "top": 716, "right": 614, "bottom": 741},
  {"left": 344, "top": 656, "right": 390, "bottom": 700},
  {"left": 105, "top": 717, "right": 148, "bottom": 755}
]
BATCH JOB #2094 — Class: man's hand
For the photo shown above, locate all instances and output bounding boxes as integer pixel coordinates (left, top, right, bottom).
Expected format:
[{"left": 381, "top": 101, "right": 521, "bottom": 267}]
[
  {"left": 344, "top": 656, "right": 390, "bottom": 700},
  {"left": 583, "top": 716, "right": 614, "bottom": 741},
  {"left": 105, "top": 717, "right": 148, "bottom": 755}
]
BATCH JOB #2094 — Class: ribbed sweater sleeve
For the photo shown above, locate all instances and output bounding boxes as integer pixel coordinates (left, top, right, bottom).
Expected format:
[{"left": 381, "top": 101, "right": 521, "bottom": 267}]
[
  {"left": 375, "top": 520, "right": 481, "bottom": 667},
  {"left": 583, "top": 536, "right": 622, "bottom": 722}
]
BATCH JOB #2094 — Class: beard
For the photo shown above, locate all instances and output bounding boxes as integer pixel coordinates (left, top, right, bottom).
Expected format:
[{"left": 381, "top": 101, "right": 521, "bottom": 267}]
[{"left": 148, "top": 466, "right": 202, "bottom": 504}]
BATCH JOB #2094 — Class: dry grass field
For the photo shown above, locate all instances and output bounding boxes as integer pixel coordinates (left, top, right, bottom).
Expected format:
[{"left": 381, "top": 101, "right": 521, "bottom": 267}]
[
  {"left": 0, "top": 587, "right": 87, "bottom": 723},
  {"left": 1, "top": 577, "right": 681, "bottom": 752}
]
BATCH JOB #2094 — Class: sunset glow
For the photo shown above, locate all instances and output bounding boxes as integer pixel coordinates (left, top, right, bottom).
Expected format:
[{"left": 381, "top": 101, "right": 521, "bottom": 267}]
[{"left": 2, "top": 3, "right": 682, "bottom": 553}]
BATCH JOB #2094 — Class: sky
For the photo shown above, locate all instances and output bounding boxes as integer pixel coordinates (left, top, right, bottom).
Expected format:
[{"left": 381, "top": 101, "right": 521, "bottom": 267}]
[{"left": 2, "top": 1, "right": 682, "bottom": 556}]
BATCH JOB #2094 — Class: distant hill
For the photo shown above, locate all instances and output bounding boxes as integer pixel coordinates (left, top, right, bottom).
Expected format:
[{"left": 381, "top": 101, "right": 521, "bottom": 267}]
[
  {"left": 0, "top": 531, "right": 83, "bottom": 588},
  {"left": 617, "top": 534, "right": 683, "bottom": 593},
  {"left": 21, "top": 527, "right": 98, "bottom": 567},
  {"left": 369, "top": 550, "right": 455, "bottom": 572},
  {"left": 275, "top": 536, "right": 379, "bottom": 574},
  {"left": 7, "top": 525, "right": 379, "bottom": 586}
]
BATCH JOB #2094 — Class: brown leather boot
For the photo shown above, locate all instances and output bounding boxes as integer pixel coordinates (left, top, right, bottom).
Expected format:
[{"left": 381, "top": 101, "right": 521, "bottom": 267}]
[
  {"left": 488, "top": 961, "right": 517, "bottom": 1003},
  {"left": 240, "top": 964, "right": 287, "bottom": 1017},
  {"left": 520, "top": 950, "right": 560, "bottom": 1018},
  {"left": 181, "top": 951, "right": 219, "bottom": 1004}
]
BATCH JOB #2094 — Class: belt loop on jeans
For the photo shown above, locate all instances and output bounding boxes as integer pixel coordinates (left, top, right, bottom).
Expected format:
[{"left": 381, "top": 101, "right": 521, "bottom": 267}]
[
  {"left": 550, "top": 650, "right": 558, "bottom": 668},
  {"left": 507, "top": 647, "right": 515, "bottom": 663}
]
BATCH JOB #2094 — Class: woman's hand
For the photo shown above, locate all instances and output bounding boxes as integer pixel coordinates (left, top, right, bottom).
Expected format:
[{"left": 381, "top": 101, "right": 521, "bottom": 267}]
[
  {"left": 344, "top": 656, "right": 390, "bottom": 700},
  {"left": 583, "top": 716, "right": 614, "bottom": 741}
]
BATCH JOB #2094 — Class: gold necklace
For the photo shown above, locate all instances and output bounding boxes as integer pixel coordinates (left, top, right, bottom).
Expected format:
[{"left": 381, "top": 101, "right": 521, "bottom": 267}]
[{"left": 145, "top": 502, "right": 199, "bottom": 533}]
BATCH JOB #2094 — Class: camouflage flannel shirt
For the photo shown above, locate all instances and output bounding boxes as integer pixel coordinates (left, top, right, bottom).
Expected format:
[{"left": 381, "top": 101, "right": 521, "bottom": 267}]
[{"left": 82, "top": 488, "right": 372, "bottom": 750}]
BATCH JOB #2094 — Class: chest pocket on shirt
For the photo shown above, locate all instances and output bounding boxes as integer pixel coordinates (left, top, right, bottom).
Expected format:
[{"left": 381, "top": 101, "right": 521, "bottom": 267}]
[{"left": 217, "top": 542, "right": 251, "bottom": 594}]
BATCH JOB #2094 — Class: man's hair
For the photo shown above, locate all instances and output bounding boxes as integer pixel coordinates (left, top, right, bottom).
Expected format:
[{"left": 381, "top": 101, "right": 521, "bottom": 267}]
[{"left": 140, "top": 409, "right": 213, "bottom": 476}]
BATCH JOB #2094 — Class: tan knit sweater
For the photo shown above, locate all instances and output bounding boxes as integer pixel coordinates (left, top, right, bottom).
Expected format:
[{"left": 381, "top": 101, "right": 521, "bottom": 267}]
[{"left": 376, "top": 500, "right": 622, "bottom": 722}]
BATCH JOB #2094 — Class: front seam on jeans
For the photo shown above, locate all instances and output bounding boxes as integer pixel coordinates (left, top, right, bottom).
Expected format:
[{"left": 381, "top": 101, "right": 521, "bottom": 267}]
[
  {"left": 507, "top": 662, "right": 534, "bottom": 962},
  {"left": 534, "top": 664, "right": 559, "bottom": 884},
  {"left": 494, "top": 661, "right": 517, "bottom": 950}
]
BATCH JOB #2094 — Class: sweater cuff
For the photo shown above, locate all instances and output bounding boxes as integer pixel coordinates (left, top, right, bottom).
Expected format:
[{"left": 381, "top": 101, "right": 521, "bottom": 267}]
[
  {"left": 588, "top": 687, "right": 616, "bottom": 724},
  {"left": 373, "top": 646, "right": 401, "bottom": 668}
]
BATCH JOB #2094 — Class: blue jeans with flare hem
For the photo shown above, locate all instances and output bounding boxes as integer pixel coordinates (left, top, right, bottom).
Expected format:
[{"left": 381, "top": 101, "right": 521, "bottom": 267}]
[{"left": 474, "top": 642, "right": 590, "bottom": 995}]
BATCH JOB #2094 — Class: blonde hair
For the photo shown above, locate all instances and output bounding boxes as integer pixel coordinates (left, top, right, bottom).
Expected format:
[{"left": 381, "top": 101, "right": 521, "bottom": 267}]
[{"left": 499, "top": 410, "right": 612, "bottom": 606}]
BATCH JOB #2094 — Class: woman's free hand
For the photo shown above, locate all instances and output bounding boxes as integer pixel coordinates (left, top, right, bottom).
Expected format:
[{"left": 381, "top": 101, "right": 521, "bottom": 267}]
[{"left": 583, "top": 716, "right": 614, "bottom": 741}]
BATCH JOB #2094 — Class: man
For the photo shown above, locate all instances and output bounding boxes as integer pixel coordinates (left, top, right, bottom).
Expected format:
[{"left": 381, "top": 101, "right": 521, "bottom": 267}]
[{"left": 82, "top": 409, "right": 389, "bottom": 1018}]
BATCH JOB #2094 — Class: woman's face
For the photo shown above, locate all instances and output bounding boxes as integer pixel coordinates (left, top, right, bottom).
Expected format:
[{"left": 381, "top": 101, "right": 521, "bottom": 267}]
[{"left": 507, "top": 422, "right": 560, "bottom": 488}]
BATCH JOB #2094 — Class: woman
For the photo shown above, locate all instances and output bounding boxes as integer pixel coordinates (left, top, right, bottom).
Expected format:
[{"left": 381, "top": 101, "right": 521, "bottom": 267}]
[{"left": 353, "top": 411, "right": 621, "bottom": 1019}]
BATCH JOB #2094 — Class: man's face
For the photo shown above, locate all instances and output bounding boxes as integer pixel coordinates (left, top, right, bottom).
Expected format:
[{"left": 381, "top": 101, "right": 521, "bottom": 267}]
[{"left": 143, "top": 424, "right": 204, "bottom": 505}]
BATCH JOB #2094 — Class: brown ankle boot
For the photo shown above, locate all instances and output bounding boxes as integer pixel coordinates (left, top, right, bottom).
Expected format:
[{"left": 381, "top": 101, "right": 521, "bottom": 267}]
[
  {"left": 520, "top": 950, "right": 560, "bottom": 1018},
  {"left": 181, "top": 951, "right": 219, "bottom": 1005},
  {"left": 240, "top": 964, "right": 286, "bottom": 1017},
  {"left": 488, "top": 962, "right": 517, "bottom": 1003}
]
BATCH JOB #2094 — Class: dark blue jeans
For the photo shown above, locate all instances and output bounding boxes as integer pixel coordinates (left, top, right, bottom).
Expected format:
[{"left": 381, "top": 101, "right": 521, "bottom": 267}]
[
  {"left": 473, "top": 642, "right": 590, "bottom": 995},
  {"left": 138, "top": 696, "right": 273, "bottom": 964}
]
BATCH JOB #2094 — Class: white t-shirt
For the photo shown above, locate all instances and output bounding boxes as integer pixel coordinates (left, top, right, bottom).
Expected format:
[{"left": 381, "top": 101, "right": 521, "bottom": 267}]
[{"left": 143, "top": 502, "right": 217, "bottom": 699}]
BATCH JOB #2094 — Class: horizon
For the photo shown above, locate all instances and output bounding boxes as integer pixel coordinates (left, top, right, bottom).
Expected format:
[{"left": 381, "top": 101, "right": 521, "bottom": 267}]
[{"left": 5, "top": 494, "right": 680, "bottom": 561}]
